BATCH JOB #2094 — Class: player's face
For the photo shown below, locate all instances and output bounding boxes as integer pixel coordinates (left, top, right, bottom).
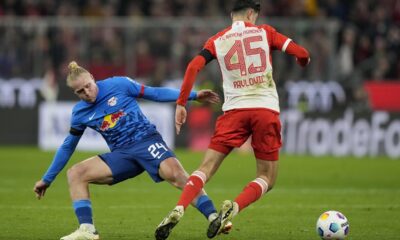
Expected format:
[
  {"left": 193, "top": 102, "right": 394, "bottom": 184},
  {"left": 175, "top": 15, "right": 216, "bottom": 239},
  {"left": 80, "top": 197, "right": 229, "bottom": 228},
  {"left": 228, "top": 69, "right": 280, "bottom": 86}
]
[{"left": 70, "top": 73, "right": 98, "bottom": 103}]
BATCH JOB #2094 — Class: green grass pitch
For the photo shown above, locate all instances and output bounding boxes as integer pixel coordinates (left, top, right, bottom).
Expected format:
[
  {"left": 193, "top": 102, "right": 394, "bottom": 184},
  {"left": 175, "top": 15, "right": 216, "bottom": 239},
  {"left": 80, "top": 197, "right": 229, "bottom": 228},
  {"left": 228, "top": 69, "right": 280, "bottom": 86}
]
[{"left": 0, "top": 146, "right": 399, "bottom": 239}]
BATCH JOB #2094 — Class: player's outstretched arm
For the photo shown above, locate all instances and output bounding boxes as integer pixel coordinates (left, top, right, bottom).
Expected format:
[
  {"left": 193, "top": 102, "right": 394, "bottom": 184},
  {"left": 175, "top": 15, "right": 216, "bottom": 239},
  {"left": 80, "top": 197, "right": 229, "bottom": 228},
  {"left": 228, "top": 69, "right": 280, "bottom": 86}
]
[
  {"left": 143, "top": 86, "right": 220, "bottom": 103},
  {"left": 176, "top": 55, "right": 207, "bottom": 106},
  {"left": 33, "top": 134, "right": 81, "bottom": 199},
  {"left": 174, "top": 55, "right": 208, "bottom": 135},
  {"left": 141, "top": 86, "right": 199, "bottom": 102}
]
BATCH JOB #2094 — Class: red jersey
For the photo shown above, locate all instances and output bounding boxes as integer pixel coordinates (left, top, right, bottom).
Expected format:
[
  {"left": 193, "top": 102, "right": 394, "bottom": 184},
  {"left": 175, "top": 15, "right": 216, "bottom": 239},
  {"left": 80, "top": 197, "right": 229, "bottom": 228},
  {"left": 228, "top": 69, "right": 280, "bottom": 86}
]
[{"left": 177, "top": 21, "right": 309, "bottom": 112}]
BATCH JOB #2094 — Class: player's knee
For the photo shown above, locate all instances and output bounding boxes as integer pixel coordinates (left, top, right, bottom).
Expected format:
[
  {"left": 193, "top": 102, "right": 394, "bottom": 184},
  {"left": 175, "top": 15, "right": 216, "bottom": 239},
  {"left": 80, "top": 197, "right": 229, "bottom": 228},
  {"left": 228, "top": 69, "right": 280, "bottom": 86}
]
[
  {"left": 67, "top": 165, "right": 87, "bottom": 184},
  {"left": 168, "top": 171, "right": 187, "bottom": 189}
]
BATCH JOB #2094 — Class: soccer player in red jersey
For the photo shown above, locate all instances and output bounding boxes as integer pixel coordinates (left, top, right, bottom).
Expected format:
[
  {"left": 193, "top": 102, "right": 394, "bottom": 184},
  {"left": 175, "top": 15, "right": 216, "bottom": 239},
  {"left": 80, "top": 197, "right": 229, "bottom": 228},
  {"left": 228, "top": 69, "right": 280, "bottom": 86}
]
[{"left": 155, "top": 0, "right": 310, "bottom": 239}]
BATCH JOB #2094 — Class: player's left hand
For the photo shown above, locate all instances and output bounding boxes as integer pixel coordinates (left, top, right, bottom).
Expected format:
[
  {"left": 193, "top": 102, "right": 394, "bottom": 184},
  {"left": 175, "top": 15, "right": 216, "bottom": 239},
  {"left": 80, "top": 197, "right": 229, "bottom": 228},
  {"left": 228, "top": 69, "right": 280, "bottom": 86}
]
[{"left": 196, "top": 89, "right": 220, "bottom": 104}]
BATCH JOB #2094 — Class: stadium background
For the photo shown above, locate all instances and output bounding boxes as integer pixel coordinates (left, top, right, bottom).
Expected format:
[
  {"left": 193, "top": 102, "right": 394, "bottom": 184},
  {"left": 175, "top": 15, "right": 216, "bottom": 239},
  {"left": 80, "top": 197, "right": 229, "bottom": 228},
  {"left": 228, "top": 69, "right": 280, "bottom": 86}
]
[{"left": 0, "top": 1, "right": 399, "bottom": 239}]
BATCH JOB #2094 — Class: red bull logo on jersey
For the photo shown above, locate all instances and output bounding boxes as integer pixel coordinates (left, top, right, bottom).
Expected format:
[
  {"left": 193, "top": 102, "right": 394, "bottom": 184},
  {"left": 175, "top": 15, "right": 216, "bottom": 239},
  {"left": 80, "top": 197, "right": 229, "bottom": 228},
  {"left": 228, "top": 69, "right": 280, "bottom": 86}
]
[{"left": 100, "top": 110, "right": 126, "bottom": 131}]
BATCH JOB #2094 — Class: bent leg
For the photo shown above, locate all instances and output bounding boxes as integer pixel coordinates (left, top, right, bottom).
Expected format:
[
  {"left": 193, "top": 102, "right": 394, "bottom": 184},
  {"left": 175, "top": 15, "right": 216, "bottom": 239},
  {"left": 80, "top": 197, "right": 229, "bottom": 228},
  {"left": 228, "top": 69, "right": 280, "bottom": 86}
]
[
  {"left": 234, "top": 159, "right": 279, "bottom": 213},
  {"left": 159, "top": 157, "right": 216, "bottom": 219},
  {"left": 67, "top": 155, "right": 113, "bottom": 200},
  {"left": 155, "top": 152, "right": 227, "bottom": 240},
  {"left": 65, "top": 155, "right": 113, "bottom": 233},
  {"left": 176, "top": 149, "right": 227, "bottom": 210},
  {"left": 207, "top": 159, "right": 279, "bottom": 238}
]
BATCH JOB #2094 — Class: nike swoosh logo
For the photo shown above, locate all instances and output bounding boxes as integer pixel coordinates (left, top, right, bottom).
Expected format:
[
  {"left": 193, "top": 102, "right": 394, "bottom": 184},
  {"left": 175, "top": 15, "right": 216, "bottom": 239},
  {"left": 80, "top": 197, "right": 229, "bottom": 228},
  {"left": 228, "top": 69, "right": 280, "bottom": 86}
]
[
  {"left": 157, "top": 152, "right": 166, "bottom": 159},
  {"left": 89, "top": 112, "right": 96, "bottom": 120}
]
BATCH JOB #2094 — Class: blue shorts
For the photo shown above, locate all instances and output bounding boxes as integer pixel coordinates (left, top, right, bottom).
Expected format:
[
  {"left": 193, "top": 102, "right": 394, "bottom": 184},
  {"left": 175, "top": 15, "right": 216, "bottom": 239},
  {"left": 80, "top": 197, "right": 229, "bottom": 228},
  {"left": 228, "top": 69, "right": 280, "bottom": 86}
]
[{"left": 98, "top": 133, "right": 175, "bottom": 184}]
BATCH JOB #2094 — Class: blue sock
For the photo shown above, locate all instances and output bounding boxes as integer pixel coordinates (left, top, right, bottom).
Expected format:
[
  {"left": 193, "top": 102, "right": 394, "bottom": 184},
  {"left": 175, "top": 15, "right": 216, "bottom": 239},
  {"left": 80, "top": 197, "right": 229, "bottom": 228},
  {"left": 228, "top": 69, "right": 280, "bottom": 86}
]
[
  {"left": 73, "top": 199, "right": 93, "bottom": 224},
  {"left": 196, "top": 195, "right": 217, "bottom": 219}
]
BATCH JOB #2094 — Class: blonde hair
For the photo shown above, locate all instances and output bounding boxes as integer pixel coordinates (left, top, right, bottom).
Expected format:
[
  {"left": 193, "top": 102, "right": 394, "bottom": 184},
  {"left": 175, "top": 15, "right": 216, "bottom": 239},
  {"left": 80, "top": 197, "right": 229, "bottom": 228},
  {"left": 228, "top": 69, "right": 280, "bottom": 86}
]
[{"left": 66, "top": 61, "right": 89, "bottom": 86}]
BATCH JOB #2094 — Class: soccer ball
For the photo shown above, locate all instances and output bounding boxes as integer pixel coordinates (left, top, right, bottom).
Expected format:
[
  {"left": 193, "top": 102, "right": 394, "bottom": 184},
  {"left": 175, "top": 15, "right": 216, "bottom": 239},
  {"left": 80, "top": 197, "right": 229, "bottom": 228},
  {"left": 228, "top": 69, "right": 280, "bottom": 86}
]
[{"left": 316, "top": 210, "right": 349, "bottom": 240}]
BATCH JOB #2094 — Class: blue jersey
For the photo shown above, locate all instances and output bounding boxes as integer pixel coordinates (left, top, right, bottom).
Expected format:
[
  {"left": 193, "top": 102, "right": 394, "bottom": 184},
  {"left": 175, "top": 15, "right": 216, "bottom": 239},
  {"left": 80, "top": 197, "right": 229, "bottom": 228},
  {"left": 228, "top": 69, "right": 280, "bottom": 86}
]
[
  {"left": 72, "top": 77, "right": 158, "bottom": 150},
  {"left": 42, "top": 76, "right": 197, "bottom": 184}
]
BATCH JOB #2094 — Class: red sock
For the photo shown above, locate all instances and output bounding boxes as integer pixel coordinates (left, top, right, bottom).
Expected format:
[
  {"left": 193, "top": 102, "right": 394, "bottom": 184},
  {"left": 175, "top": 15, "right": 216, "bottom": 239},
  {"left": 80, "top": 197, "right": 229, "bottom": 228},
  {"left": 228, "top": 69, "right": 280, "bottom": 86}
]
[
  {"left": 177, "top": 172, "right": 206, "bottom": 209},
  {"left": 234, "top": 179, "right": 267, "bottom": 212}
]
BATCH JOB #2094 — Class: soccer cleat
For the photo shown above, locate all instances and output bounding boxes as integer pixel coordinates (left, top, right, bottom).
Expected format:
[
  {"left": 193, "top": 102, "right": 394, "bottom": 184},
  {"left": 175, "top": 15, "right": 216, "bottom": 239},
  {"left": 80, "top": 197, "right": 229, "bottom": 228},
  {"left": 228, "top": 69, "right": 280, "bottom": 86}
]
[
  {"left": 220, "top": 221, "right": 233, "bottom": 234},
  {"left": 208, "top": 213, "right": 233, "bottom": 235},
  {"left": 155, "top": 206, "right": 184, "bottom": 240},
  {"left": 60, "top": 225, "right": 99, "bottom": 240},
  {"left": 207, "top": 200, "right": 234, "bottom": 238}
]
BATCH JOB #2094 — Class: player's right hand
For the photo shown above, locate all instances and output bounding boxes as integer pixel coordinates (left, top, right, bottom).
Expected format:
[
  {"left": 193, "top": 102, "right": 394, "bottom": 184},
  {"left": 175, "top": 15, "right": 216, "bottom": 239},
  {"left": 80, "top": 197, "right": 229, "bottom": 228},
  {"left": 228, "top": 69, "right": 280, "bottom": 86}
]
[
  {"left": 33, "top": 180, "right": 49, "bottom": 200},
  {"left": 175, "top": 104, "right": 187, "bottom": 135}
]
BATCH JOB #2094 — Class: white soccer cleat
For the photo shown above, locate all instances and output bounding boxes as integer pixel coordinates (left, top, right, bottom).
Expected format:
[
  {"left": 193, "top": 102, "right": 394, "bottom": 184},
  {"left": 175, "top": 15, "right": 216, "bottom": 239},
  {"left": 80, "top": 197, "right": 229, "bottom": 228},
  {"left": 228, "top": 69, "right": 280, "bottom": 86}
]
[
  {"left": 60, "top": 225, "right": 100, "bottom": 240},
  {"left": 207, "top": 200, "right": 235, "bottom": 238},
  {"left": 155, "top": 206, "right": 184, "bottom": 240}
]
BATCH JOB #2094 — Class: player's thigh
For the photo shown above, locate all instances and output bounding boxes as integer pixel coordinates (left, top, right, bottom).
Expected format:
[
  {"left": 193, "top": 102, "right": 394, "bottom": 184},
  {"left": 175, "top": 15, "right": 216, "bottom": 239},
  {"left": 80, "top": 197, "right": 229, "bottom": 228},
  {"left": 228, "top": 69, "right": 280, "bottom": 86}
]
[
  {"left": 98, "top": 151, "right": 145, "bottom": 185},
  {"left": 69, "top": 156, "right": 113, "bottom": 184},
  {"left": 251, "top": 109, "right": 282, "bottom": 161},
  {"left": 133, "top": 133, "right": 176, "bottom": 183},
  {"left": 256, "top": 158, "right": 279, "bottom": 189},
  {"left": 210, "top": 110, "right": 252, "bottom": 150}
]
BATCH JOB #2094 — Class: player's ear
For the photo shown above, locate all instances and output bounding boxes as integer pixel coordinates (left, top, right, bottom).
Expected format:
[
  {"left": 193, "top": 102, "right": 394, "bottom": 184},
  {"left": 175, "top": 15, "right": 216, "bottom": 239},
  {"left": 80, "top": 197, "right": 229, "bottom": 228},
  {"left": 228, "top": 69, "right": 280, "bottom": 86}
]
[{"left": 247, "top": 9, "right": 253, "bottom": 20}]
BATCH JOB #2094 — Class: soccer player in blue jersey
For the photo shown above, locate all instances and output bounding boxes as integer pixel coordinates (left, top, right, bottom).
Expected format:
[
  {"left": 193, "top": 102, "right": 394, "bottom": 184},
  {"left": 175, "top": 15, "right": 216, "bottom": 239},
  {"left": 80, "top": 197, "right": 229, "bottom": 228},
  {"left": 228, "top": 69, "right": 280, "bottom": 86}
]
[{"left": 33, "top": 61, "right": 225, "bottom": 240}]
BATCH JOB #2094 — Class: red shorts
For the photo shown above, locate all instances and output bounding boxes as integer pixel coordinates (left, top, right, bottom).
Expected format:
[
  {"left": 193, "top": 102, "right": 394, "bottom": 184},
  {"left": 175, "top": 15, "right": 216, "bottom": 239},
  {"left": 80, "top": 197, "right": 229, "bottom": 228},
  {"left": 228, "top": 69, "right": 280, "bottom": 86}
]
[{"left": 209, "top": 108, "right": 282, "bottom": 161}]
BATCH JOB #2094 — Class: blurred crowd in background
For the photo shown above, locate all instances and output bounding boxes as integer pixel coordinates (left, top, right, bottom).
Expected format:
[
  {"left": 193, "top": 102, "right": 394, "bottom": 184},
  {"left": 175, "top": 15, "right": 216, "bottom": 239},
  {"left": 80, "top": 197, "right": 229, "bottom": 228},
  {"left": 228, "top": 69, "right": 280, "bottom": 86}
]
[{"left": 0, "top": 0, "right": 399, "bottom": 103}]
